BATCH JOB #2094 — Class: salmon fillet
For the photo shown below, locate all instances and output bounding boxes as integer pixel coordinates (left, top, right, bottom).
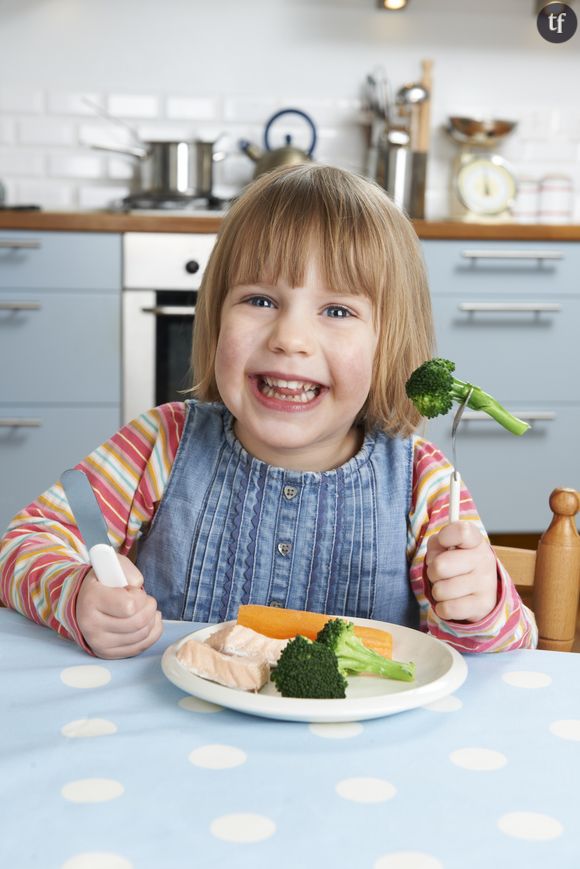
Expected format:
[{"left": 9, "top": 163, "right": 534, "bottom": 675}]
[
  {"left": 206, "top": 623, "right": 289, "bottom": 666},
  {"left": 176, "top": 637, "right": 270, "bottom": 692}
]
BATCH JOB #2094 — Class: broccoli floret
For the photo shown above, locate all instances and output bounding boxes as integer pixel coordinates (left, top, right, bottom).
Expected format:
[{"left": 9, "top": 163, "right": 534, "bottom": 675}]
[
  {"left": 270, "top": 635, "right": 348, "bottom": 699},
  {"left": 317, "top": 619, "right": 415, "bottom": 683},
  {"left": 405, "top": 357, "right": 530, "bottom": 436}
]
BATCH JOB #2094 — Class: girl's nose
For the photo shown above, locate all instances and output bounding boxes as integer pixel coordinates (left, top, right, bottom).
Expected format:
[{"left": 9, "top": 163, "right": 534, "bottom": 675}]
[{"left": 267, "top": 310, "right": 314, "bottom": 355}]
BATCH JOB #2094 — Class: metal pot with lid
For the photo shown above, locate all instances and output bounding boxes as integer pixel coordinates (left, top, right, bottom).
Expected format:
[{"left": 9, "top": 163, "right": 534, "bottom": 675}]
[
  {"left": 91, "top": 138, "right": 226, "bottom": 199},
  {"left": 239, "top": 108, "right": 317, "bottom": 177}
]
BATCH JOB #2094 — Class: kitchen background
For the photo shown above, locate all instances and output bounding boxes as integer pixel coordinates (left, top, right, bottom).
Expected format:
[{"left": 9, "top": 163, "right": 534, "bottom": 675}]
[
  {"left": 1, "top": 0, "right": 579, "bottom": 549},
  {"left": 0, "top": 0, "right": 579, "bottom": 218}
]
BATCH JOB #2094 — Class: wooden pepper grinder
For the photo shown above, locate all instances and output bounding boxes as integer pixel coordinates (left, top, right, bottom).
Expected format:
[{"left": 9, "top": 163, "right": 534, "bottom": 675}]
[{"left": 534, "top": 488, "right": 580, "bottom": 651}]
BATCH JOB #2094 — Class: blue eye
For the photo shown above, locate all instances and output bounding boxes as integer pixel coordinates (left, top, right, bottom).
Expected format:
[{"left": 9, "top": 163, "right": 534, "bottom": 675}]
[
  {"left": 247, "top": 295, "right": 274, "bottom": 308},
  {"left": 324, "top": 305, "right": 352, "bottom": 318}
]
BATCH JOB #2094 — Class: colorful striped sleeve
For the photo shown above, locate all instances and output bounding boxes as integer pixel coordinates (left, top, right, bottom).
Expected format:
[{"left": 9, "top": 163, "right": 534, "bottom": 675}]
[
  {"left": 0, "top": 402, "right": 186, "bottom": 649},
  {"left": 407, "top": 435, "right": 538, "bottom": 652}
]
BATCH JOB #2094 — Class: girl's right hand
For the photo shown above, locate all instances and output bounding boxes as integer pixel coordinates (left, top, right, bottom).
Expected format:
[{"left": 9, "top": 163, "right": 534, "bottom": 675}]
[{"left": 76, "top": 554, "right": 163, "bottom": 659}]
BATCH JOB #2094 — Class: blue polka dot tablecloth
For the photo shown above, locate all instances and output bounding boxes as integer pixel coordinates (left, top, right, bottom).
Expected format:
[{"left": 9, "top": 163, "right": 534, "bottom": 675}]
[{"left": 2, "top": 610, "right": 580, "bottom": 869}]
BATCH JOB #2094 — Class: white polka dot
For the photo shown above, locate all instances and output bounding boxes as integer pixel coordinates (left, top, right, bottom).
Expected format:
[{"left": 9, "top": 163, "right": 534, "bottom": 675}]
[
  {"left": 423, "top": 695, "right": 463, "bottom": 712},
  {"left": 61, "top": 854, "right": 133, "bottom": 869},
  {"left": 498, "top": 811, "right": 563, "bottom": 841},
  {"left": 210, "top": 813, "right": 276, "bottom": 843},
  {"left": 61, "top": 778, "right": 124, "bottom": 803},
  {"left": 374, "top": 851, "right": 444, "bottom": 869},
  {"left": 309, "top": 722, "right": 364, "bottom": 739},
  {"left": 188, "top": 744, "right": 247, "bottom": 769},
  {"left": 179, "top": 696, "right": 222, "bottom": 714},
  {"left": 502, "top": 670, "right": 552, "bottom": 689},
  {"left": 61, "top": 719, "right": 118, "bottom": 738},
  {"left": 549, "top": 719, "right": 580, "bottom": 741},
  {"left": 60, "top": 665, "right": 112, "bottom": 689},
  {"left": 450, "top": 748, "right": 507, "bottom": 771},
  {"left": 336, "top": 777, "right": 397, "bottom": 803}
]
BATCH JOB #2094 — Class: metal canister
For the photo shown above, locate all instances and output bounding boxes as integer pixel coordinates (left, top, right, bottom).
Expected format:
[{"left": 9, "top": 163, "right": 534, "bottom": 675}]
[{"left": 375, "top": 127, "right": 413, "bottom": 214}]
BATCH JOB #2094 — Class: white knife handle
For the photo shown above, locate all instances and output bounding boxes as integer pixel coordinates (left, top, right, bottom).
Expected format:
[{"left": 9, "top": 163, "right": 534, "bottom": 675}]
[
  {"left": 449, "top": 471, "right": 461, "bottom": 523},
  {"left": 89, "top": 543, "right": 128, "bottom": 588}
]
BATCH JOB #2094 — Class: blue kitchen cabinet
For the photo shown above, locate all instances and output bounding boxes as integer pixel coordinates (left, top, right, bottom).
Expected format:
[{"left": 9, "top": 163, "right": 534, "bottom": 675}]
[
  {"left": 0, "top": 406, "right": 122, "bottom": 532},
  {"left": 421, "top": 239, "right": 580, "bottom": 533},
  {"left": 0, "top": 231, "right": 122, "bottom": 533}
]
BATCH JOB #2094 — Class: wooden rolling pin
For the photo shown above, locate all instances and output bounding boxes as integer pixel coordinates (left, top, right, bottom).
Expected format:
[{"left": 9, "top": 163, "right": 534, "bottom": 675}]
[{"left": 417, "top": 58, "right": 433, "bottom": 154}]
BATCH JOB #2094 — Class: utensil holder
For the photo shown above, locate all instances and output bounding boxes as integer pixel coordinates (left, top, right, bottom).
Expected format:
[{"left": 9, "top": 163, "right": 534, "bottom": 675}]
[
  {"left": 375, "top": 138, "right": 426, "bottom": 219},
  {"left": 375, "top": 130, "right": 412, "bottom": 214}
]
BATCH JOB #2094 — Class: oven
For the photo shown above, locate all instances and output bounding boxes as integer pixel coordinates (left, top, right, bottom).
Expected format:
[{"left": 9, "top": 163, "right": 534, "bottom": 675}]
[{"left": 122, "top": 233, "right": 217, "bottom": 424}]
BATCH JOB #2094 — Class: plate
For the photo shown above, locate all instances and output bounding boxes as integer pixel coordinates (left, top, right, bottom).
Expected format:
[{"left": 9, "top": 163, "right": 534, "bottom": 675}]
[{"left": 161, "top": 617, "right": 468, "bottom": 722}]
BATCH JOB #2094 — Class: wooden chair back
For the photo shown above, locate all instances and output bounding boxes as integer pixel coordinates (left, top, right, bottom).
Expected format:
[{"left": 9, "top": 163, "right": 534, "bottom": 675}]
[{"left": 493, "top": 488, "right": 580, "bottom": 652}]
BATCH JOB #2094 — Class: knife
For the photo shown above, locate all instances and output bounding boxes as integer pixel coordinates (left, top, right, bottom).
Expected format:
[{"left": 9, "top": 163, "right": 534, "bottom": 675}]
[{"left": 61, "top": 468, "right": 128, "bottom": 588}]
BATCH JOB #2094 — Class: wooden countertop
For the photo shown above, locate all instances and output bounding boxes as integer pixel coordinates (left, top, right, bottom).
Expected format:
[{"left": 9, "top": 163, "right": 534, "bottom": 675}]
[{"left": 0, "top": 210, "right": 580, "bottom": 240}]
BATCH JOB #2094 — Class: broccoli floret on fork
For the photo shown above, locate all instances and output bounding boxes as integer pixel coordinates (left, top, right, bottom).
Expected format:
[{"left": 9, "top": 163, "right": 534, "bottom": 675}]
[{"left": 405, "top": 358, "right": 530, "bottom": 436}]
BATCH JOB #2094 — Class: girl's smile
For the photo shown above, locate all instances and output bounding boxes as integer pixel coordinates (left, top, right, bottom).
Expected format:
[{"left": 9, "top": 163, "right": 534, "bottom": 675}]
[
  {"left": 214, "top": 258, "right": 378, "bottom": 471},
  {"left": 250, "top": 372, "right": 327, "bottom": 410}
]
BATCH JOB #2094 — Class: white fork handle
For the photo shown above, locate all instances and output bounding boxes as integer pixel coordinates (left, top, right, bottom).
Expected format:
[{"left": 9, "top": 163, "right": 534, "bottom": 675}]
[
  {"left": 89, "top": 543, "right": 128, "bottom": 587},
  {"left": 449, "top": 471, "right": 461, "bottom": 523}
]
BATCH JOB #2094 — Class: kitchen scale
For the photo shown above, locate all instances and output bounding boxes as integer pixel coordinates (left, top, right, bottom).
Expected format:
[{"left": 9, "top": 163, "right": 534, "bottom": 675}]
[{"left": 446, "top": 116, "right": 518, "bottom": 222}]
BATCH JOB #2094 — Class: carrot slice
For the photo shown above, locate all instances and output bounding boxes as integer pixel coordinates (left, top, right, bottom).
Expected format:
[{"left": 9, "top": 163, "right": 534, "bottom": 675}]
[{"left": 236, "top": 604, "right": 392, "bottom": 659}]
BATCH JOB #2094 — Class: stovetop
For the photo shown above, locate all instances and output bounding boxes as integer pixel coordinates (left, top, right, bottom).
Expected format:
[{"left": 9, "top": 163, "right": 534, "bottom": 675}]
[{"left": 110, "top": 191, "right": 232, "bottom": 215}]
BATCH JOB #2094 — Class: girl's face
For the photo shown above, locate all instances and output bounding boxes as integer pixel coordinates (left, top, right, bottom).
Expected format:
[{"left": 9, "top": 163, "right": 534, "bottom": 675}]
[{"left": 214, "top": 258, "right": 378, "bottom": 471}]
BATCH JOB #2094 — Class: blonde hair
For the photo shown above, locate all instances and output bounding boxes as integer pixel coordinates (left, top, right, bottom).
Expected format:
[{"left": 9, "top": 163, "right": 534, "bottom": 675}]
[{"left": 192, "top": 164, "right": 434, "bottom": 436}]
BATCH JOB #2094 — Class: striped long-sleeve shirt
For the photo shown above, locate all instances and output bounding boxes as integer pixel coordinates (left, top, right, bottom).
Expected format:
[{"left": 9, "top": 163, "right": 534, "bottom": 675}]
[{"left": 0, "top": 402, "right": 537, "bottom": 653}]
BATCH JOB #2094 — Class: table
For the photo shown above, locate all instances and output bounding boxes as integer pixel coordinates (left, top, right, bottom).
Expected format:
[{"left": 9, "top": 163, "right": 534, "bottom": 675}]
[{"left": 1, "top": 609, "right": 580, "bottom": 869}]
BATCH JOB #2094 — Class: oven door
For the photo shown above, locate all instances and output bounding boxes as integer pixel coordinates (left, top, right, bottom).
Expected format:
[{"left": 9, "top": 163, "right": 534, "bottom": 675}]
[{"left": 122, "top": 289, "right": 196, "bottom": 424}]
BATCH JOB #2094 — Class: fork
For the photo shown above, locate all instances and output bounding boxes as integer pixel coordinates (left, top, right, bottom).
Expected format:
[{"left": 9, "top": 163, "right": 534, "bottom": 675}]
[{"left": 449, "top": 387, "right": 473, "bottom": 523}]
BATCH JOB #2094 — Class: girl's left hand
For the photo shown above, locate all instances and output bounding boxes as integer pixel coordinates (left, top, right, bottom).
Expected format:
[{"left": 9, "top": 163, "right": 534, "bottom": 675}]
[{"left": 425, "top": 523, "right": 499, "bottom": 623}]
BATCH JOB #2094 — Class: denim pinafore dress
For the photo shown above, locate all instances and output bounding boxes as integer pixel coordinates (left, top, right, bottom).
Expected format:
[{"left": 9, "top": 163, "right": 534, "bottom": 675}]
[{"left": 136, "top": 401, "right": 419, "bottom": 628}]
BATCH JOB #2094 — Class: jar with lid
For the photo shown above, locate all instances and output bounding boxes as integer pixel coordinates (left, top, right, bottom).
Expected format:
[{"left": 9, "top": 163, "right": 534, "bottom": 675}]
[{"left": 538, "top": 174, "right": 574, "bottom": 223}]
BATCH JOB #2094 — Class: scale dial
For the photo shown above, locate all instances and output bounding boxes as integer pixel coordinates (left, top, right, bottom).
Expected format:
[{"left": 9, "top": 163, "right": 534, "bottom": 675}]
[{"left": 455, "top": 155, "right": 516, "bottom": 216}]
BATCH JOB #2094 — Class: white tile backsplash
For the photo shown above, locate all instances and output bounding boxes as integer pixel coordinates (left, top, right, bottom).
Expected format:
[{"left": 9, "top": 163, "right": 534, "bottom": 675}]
[
  {"left": 47, "top": 92, "right": 103, "bottom": 116},
  {"left": 107, "top": 94, "right": 160, "bottom": 119},
  {"left": 165, "top": 97, "right": 221, "bottom": 122},
  {"left": 107, "top": 156, "right": 135, "bottom": 180},
  {"left": 47, "top": 153, "right": 104, "bottom": 179},
  {"left": 0, "top": 118, "right": 16, "bottom": 145},
  {"left": 0, "top": 88, "right": 44, "bottom": 114},
  {"left": 0, "top": 149, "right": 45, "bottom": 176},
  {"left": 18, "top": 118, "right": 77, "bottom": 146},
  {"left": 523, "top": 140, "right": 578, "bottom": 163},
  {"left": 78, "top": 122, "right": 136, "bottom": 150},
  {"left": 223, "top": 97, "right": 284, "bottom": 124},
  {"left": 0, "top": 84, "right": 578, "bottom": 220}
]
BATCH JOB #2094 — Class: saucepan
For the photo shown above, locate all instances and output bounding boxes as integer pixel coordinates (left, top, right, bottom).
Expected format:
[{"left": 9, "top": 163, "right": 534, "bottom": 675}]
[{"left": 91, "top": 138, "right": 226, "bottom": 199}]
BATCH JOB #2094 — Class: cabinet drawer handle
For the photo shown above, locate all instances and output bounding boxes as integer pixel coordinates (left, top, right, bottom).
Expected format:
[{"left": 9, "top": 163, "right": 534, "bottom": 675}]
[
  {"left": 0, "top": 418, "right": 43, "bottom": 428},
  {"left": 141, "top": 306, "right": 196, "bottom": 317},
  {"left": 0, "top": 239, "right": 42, "bottom": 250},
  {"left": 0, "top": 301, "right": 42, "bottom": 312},
  {"left": 461, "top": 249, "right": 563, "bottom": 261},
  {"left": 461, "top": 411, "right": 556, "bottom": 423},
  {"left": 458, "top": 302, "right": 561, "bottom": 313}
]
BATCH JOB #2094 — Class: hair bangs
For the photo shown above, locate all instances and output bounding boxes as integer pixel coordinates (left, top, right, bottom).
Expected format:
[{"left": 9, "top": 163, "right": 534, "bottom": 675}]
[{"left": 225, "top": 170, "right": 383, "bottom": 302}]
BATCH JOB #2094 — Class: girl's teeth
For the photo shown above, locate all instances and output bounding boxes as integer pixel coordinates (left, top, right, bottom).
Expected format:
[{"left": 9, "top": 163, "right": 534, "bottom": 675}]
[
  {"left": 263, "top": 376, "right": 318, "bottom": 390},
  {"left": 261, "top": 385, "right": 318, "bottom": 403},
  {"left": 259, "top": 379, "right": 319, "bottom": 403}
]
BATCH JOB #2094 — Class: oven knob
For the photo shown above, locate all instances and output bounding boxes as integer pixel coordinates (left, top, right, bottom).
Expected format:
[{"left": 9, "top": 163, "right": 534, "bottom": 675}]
[{"left": 184, "top": 259, "right": 200, "bottom": 275}]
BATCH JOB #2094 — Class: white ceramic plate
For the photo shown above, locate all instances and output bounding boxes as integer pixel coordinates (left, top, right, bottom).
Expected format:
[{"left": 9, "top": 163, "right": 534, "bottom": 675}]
[{"left": 161, "top": 617, "right": 468, "bottom": 722}]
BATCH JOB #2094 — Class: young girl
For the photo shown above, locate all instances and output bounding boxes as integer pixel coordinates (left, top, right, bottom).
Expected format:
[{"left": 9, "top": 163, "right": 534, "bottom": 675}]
[{"left": 0, "top": 165, "right": 537, "bottom": 659}]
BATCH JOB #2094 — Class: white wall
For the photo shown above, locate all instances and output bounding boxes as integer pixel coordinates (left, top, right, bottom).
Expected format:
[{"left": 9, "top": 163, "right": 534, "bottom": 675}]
[{"left": 0, "top": 0, "right": 579, "bottom": 217}]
